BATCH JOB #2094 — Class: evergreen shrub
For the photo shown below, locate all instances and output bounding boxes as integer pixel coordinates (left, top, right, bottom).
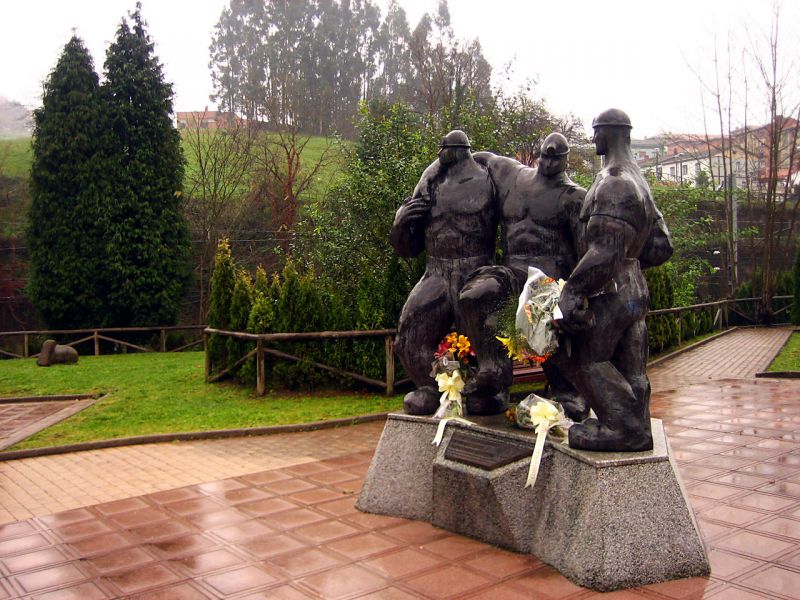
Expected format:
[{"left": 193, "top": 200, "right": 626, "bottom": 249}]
[{"left": 207, "top": 239, "right": 236, "bottom": 370}]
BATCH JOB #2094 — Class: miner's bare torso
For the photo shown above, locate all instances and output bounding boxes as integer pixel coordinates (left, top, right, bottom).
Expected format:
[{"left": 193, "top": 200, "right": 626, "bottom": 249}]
[
  {"left": 503, "top": 168, "right": 581, "bottom": 281},
  {"left": 420, "top": 160, "right": 497, "bottom": 261}
]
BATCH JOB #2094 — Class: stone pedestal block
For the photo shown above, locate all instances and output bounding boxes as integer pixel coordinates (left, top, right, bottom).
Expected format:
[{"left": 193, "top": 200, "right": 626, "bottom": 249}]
[
  {"left": 357, "top": 413, "right": 709, "bottom": 592},
  {"left": 355, "top": 416, "right": 439, "bottom": 521}
]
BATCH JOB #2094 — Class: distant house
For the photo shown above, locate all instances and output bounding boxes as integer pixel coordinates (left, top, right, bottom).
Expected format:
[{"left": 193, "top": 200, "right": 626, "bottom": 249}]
[
  {"left": 631, "top": 137, "right": 664, "bottom": 164},
  {"left": 175, "top": 110, "right": 246, "bottom": 131},
  {"left": 640, "top": 118, "right": 800, "bottom": 192},
  {"left": 641, "top": 150, "right": 729, "bottom": 187}
]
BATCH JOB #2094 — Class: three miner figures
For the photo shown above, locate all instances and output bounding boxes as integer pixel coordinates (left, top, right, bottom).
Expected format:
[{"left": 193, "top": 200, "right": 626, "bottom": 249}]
[{"left": 390, "top": 108, "right": 673, "bottom": 452}]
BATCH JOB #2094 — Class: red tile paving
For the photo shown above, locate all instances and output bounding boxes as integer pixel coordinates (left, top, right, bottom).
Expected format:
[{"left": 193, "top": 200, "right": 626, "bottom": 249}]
[
  {"left": 0, "top": 399, "right": 97, "bottom": 451},
  {"left": 0, "top": 326, "right": 796, "bottom": 598}
]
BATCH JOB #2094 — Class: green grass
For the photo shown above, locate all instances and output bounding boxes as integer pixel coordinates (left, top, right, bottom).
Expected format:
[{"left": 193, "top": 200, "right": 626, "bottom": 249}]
[
  {"left": 0, "top": 351, "right": 403, "bottom": 450},
  {"left": 181, "top": 129, "right": 348, "bottom": 200},
  {"left": 767, "top": 332, "right": 800, "bottom": 371},
  {"left": 1, "top": 131, "right": 347, "bottom": 199},
  {"left": 0, "top": 137, "right": 32, "bottom": 178}
]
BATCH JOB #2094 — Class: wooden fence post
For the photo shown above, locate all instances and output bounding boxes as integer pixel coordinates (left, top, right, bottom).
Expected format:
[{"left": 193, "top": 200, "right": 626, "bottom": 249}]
[
  {"left": 385, "top": 335, "right": 395, "bottom": 396},
  {"left": 204, "top": 331, "right": 210, "bottom": 382},
  {"left": 256, "top": 338, "right": 266, "bottom": 396},
  {"left": 676, "top": 316, "right": 682, "bottom": 346},
  {"left": 160, "top": 329, "right": 166, "bottom": 353},
  {"left": 94, "top": 331, "right": 100, "bottom": 356},
  {"left": 23, "top": 334, "right": 29, "bottom": 359}
]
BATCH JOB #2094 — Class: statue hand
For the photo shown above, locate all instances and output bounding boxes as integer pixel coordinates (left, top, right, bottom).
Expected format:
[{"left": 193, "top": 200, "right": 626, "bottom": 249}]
[
  {"left": 557, "top": 291, "right": 594, "bottom": 334},
  {"left": 401, "top": 195, "right": 432, "bottom": 221}
]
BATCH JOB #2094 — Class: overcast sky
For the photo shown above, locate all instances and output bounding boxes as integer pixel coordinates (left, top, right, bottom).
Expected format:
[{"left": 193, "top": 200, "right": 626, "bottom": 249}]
[{"left": 1, "top": 0, "right": 797, "bottom": 138}]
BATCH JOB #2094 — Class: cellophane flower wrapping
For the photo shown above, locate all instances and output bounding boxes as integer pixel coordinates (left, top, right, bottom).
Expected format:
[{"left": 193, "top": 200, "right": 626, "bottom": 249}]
[
  {"left": 514, "top": 266, "right": 565, "bottom": 359},
  {"left": 515, "top": 394, "right": 572, "bottom": 439}
]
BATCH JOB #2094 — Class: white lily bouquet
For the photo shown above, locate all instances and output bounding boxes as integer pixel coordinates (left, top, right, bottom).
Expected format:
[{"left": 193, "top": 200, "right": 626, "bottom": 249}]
[
  {"left": 514, "top": 395, "right": 572, "bottom": 489},
  {"left": 429, "top": 331, "right": 477, "bottom": 445},
  {"left": 497, "top": 266, "right": 565, "bottom": 365}
]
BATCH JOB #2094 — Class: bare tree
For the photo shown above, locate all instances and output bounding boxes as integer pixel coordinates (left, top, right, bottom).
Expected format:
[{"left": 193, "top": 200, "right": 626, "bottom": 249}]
[
  {"left": 749, "top": 6, "right": 800, "bottom": 319},
  {"left": 689, "top": 4, "right": 800, "bottom": 319},
  {"left": 250, "top": 101, "right": 339, "bottom": 257},
  {"left": 182, "top": 110, "right": 259, "bottom": 321}
]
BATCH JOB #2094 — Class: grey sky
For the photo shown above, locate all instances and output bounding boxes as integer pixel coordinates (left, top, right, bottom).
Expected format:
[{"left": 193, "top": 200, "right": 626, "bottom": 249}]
[{"left": 1, "top": 0, "right": 796, "bottom": 138}]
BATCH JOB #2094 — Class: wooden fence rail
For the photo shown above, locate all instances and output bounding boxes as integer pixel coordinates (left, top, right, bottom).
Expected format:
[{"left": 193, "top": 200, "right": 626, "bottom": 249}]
[
  {"left": 1, "top": 295, "right": 793, "bottom": 392},
  {"left": 203, "top": 327, "right": 398, "bottom": 397},
  {"left": 0, "top": 325, "right": 206, "bottom": 359},
  {"left": 647, "top": 296, "right": 793, "bottom": 345}
]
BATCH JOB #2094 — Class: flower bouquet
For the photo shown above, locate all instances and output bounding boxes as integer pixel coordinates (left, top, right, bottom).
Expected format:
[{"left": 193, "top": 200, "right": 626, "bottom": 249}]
[
  {"left": 497, "top": 266, "right": 565, "bottom": 365},
  {"left": 430, "top": 332, "right": 477, "bottom": 445},
  {"left": 512, "top": 394, "right": 572, "bottom": 489}
]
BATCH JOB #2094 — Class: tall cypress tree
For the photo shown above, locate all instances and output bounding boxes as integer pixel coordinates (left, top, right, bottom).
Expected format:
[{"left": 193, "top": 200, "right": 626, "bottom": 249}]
[
  {"left": 27, "top": 36, "right": 109, "bottom": 328},
  {"left": 102, "top": 3, "right": 190, "bottom": 326}
]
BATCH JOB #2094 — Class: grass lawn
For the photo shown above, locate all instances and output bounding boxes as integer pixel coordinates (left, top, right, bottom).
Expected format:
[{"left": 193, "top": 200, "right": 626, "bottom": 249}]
[
  {"left": 0, "top": 136, "right": 32, "bottom": 179},
  {"left": 0, "top": 351, "right": 403, "bottom": 450},
  {"left": 2, "top": 132, "right": 347, "bottom": 196},
  {"left": 0, "top": 328, "right": 728, "bottom": 451},
  {"left": 767, "top": 332, "right": 800, "bottom": 371}
]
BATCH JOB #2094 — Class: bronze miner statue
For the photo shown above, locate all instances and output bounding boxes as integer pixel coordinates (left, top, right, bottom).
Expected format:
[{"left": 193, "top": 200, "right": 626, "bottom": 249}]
[
  {"left": 390, "top": 130, "right": 509, "bottom": 416},
  {"left": 556, "top": 109, "right": 673, "bottom": 452},
  {"left": 36, "top": 339, "right": 79, "bottom": 366},
  {"left": 470, "top": 132, "right": 587, "bottom": 420}
]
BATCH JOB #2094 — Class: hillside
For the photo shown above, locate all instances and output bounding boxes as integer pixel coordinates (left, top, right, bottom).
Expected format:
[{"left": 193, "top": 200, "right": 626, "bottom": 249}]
[
  {"left": 0, "top": 97, "right": 31, "bottom": 139},
  {"left": 0, "top": 130, "right": 345, "bottom": 189}
]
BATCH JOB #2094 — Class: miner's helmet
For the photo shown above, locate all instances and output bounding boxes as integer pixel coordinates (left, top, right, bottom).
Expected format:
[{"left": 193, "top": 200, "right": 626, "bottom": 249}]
[
  {"left": 439, "top": 130, "right": 471, "bottom": 149},
  {"left": 592, "top": 108, "right": 633, "bottom": 129},
  {"left": 540, "top": 132, "right": 570, "bottom": 157}
]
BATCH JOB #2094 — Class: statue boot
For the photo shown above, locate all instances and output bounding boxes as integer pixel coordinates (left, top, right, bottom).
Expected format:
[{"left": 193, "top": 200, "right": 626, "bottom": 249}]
[
  {"left": 403, "top": 386, "right": 441, "bottom": 415},
  {"left": 566, "top": 359, "right": 653, "bottom": 452}
]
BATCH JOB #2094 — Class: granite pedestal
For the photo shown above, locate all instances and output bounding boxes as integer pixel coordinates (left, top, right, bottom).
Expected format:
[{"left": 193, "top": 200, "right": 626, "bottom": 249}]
[{"left": 357, "top": 413, "right": 709, "bottom": 592}]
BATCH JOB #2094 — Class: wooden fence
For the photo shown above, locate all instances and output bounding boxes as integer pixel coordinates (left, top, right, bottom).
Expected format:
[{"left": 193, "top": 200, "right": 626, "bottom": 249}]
[
  {"left": 647, "top": 295, "right": 793, "bottom": 346},
  {"left": 1, "top": 295, "right": 793, "bottom": 396},
  {"left": 203, "top": 328, "right": 398, "bottom": 397},
  {"left": 0, "top": 325, "right": 206, "bottom": 359}
]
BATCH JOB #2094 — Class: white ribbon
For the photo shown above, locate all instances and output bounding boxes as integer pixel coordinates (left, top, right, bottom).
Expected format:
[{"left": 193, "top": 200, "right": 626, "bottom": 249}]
[
  {"left": 432, "top": 416, "right": 473, "bottom": 446},
  {"left": 435, "top": 371, "right": 463, "bottom": 405},
  {"left": 431, "top": 369, "right": 471, "bottom": 445},
  {"left": 520, "top": 397, "right": 570, "bottom": 489},
  {"left": 525, "top": 422, "right": 552, "bottom": 488},
  {"left": 433, "top": 370, "right": 464, "bottom": 419}
]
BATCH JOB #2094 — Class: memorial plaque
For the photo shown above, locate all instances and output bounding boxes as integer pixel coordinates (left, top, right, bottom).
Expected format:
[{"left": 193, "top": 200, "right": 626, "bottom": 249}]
[{"left": 444, "top": 430, "right": 530, "bottom": 470}]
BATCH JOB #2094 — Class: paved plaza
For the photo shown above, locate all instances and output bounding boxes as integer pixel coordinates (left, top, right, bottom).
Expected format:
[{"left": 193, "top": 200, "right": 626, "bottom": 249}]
[{"left": 0, "top": 327, "right": 798, "bottom": 598}]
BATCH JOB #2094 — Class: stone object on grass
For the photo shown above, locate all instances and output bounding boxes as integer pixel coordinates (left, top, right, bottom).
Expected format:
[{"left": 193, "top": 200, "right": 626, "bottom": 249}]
[
  {"left": 36, "top": 339, "right": 79, "bottom": 366},
  {"left": 357, "top": 414, "right": 709, "bottom": 592}
]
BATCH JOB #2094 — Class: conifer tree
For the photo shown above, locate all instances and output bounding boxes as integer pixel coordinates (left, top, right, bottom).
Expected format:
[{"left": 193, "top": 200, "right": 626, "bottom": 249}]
[
  {"left": 207, "top": 239, "right": 235, "bottom": 365},
  {"left": 102, "top": 3, "right": 190, "bottom": 326},
  {"left": 27, "top": 36, "right": 108, "bottom": 328},
  {"left": 227, "top": 268, "right": 254, "bottom": 371}
]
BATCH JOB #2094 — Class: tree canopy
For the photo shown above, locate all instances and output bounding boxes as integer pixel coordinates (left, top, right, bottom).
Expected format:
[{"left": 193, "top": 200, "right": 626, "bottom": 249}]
[
  {"left": 209, "top": 0, "right": 492, "bottom": 138},
  {"left": 27, "top": 5, "right": 190, "bottom": 329},
  {"left": 101, "top": 3, "right": 191, "bottom": 326},
  {"left": 27, "top": 36, "right": 109, "bottom": 328}
]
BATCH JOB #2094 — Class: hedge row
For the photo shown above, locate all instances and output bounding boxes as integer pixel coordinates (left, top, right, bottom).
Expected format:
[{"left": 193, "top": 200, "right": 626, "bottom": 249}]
[
  {"left": 206, "top": 240, "right": 401, "bottom": 390},
  {"left": 644, "top": 263, "right": 720, "bottom": 355}
]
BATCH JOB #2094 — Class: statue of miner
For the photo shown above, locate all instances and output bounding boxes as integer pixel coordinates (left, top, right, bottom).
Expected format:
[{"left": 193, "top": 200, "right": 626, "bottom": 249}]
[
  {"left": 467, "top": 132, "right": 587, "bottom": 420},
  {"left": 556, "top": 109, "right": 673, "bottom": 452},
  {"left": 390, "top": 130, "right": 509, "bottom": 416}
]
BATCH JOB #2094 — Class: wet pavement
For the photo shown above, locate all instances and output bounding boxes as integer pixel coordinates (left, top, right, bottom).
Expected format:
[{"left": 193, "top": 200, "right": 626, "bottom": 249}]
[{"left": 0, "top": 327, "right": 797, "bottom": 599}]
